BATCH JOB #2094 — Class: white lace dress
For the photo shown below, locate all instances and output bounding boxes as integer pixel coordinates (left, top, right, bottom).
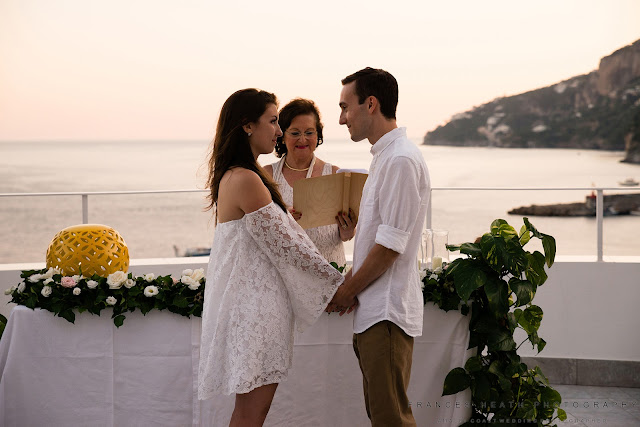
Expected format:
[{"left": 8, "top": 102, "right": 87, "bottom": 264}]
[
  {"left": 198, "top": 202, "right": 344, "bottom": 398},
  {"left": 271, "top": 156, "right": 347, "bottom": 266}
]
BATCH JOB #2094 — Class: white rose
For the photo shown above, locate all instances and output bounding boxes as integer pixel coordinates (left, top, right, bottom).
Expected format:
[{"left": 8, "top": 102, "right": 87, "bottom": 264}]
[
  {"left": 4, "top": 287, "right": 15, "bottom": 295},
  {"left": 73, "top": 287, "right": 81, "bottom": 296},
  {"left": 181, "top": 269, "right": 193, "bottom": 277},
  {"left": 44, "top": 278, "right": 54, "bottom": 285},
  {"left": 41, "top": 267, "right": 57, "bottom": 280},
  {"left": 429, "top": 273, "right": 438, "bottom": 281},
  {"left": 181, "top": 275, "right": 197, "bottom": 287},
  {"left": 17, "top": 283, "right": 26, "bottom": 293},
  {"left": 41, "top": 286, "right": 53, "bottom": 297},
  {"left": 180, "top": 274, "right": 202, "bottom": 290},
  {"left": 29, "top": 274, "right": 42, "bottom": 283},
  {"left": 434, "top": 267, "right": 443, "bottom": 274},
  {"left": 72, "top": 275, "right": 82, "bottom": 282},
  {"left": 107, "top": 271, "right": 128, "bottom": 289},
  {"left": 189, "top": 268, "right": 205, "bottom": 282},
  {"left": 144, "top": 285, "right": 159, "bottom": 297},
  {"left": 86, "top": 280, "right": 99, "bottom": 289},
  {"left": 144, "top": 273, "right": 156, "bottom": 282},
  {"left": 124, "top": 278, "right": 135, "bottom": 289},
  {"left": 419, "top": 269, "right": 428, "bottom": 280},
  {"left": 106, "top": 296, "right": 117, "bottom": 305}
]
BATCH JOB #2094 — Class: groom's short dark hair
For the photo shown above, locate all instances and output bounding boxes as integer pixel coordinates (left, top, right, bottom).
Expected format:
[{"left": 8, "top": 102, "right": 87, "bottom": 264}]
[{"left": 341, "top": 67, "right": 398, "bottom": 120}]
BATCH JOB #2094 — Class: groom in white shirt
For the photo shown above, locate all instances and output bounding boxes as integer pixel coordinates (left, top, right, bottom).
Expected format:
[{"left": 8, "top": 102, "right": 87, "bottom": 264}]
[{"left": 330, "top": 67, "right": 430, "bottom": 426}]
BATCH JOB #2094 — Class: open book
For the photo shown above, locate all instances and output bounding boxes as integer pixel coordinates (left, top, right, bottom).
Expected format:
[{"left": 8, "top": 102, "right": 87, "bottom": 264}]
[{"left": 293, "top": 171, "right": 368, "bottom": 229}]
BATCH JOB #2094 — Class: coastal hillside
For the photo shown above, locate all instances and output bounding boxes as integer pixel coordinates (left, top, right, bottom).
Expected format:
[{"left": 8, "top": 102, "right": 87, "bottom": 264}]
[{"left": 423, "top": 39, "right": 640, "bottom": 164}]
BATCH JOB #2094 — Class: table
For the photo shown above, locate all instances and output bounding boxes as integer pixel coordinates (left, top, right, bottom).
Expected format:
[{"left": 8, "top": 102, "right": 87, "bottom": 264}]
[{"left": 0, "top": 304, "right": 473, "bottom": 426}]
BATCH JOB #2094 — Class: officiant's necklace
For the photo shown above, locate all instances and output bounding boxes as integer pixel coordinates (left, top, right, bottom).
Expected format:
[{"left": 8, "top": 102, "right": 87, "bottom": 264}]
[{"left": 284, "top": 155, "right": 314, "bottom": 172}]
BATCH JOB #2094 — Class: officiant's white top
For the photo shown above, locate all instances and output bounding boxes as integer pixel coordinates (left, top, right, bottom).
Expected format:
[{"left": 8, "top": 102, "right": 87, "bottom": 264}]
[
  {"left": 198, "top": 202, "right": 343, "bottom": 398},
  {"left": 352, "top": 127, "right": 430, "bottom": 337},
  {"left": 271, "top": 156, "right": 347, "bottom": 266}
]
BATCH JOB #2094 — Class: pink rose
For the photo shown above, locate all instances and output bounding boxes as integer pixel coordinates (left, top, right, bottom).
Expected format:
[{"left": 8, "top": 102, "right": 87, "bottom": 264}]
[{"left": 60, "top": 276, "right": 76, "bottom": 288}]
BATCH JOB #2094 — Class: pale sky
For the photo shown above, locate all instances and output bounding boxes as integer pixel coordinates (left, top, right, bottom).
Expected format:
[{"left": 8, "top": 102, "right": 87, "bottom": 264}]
[{"left": 1, "top": 0, "right": 639, "bottom": 141}]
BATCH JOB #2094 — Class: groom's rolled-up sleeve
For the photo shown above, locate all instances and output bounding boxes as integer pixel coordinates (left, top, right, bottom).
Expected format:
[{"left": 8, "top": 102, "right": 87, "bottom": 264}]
[{"left": 375, "top": 156, "right": 423, "bottom": 254}]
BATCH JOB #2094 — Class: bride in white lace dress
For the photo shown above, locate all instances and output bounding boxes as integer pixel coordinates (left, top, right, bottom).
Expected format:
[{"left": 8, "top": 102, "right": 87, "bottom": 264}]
[
  {"left": 198, "top": 89, "right": 352, "bottom": 426},
  {"left": 264, "top": 99, "right": 356, "bottom": 266}
]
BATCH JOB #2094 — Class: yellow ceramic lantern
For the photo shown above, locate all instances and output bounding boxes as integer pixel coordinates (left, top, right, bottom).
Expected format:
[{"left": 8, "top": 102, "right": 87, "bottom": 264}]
[{"left": 46, "top": 224, "right": 129, "bottom": 277}]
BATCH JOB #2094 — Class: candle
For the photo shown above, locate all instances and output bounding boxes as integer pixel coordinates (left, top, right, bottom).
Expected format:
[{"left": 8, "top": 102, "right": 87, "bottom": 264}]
[{"left": 432, "top": 256, "right": 443, "bottom": 270}]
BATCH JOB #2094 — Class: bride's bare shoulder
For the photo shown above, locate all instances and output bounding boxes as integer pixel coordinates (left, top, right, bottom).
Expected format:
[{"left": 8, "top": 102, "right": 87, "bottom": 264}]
[
  {"left": 221, "top": 168, "right": 271, "bottom": 213},
  {"left": 222, "top": 167, "right": 261, "bottom": 185}
]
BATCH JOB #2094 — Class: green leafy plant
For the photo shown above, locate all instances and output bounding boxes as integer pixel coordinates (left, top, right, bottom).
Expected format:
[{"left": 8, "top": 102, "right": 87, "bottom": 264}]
[
  {"left": 6, "top": 268, "right": 205, "bottom": 329},
  {"left": 424, "top": 218, "right": 566, "bottom": 426},
  {"left": 421, "top": 262, "right": 469, "bottom": 314}
]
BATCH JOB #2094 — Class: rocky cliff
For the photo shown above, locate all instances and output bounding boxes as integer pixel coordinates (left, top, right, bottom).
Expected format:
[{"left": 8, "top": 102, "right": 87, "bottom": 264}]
[{"left": 424, "top": 39, "right": 640, "bottom": 163}]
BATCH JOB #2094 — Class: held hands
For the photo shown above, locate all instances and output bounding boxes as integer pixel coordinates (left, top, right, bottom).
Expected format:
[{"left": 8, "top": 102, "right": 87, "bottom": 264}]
[
  {"left": 325, "top": 278, "right": 358, "bottom": 316},
  {"left": 336, "top": 208, "right": 356, "bottom": 241}
]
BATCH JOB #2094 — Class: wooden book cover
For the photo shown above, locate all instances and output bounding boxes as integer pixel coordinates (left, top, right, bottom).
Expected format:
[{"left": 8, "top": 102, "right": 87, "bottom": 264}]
[{"left": 293, "top": 172, "right": 368, "bottom": 229}]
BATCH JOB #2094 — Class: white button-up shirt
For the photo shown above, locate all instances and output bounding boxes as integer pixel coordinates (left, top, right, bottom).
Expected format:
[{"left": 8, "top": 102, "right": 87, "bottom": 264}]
[{"left": 352, "top": 127, "right": 431, "bottom": 337}]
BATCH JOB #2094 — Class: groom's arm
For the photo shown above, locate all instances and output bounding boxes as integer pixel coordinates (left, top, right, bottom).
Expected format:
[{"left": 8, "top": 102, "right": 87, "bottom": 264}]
[
  {"left": 331, "top": 244, "right": 399, "bottom": 308},
  {"left": 333, "top": 156, "right": 422, "bottom": 310}
]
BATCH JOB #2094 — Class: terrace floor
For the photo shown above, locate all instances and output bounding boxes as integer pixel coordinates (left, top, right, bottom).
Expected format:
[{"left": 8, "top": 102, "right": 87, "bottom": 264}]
[{"left": 552, "top": 384, "right": 639, "bottom": 426}]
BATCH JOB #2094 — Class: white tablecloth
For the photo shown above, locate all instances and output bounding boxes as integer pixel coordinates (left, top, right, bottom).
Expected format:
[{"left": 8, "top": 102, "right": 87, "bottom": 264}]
[{"left": 0, "top": 304, "right": 473, "bottom": 426}]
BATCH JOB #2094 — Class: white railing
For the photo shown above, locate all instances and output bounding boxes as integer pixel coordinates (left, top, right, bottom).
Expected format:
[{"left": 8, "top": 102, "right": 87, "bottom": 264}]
[
  {"left": 1, "top": 186, "right": 639, "bottom": 262},
  {"left": 425, "top": 187, "right": 639, "bottom": 262},
  {"left": 0, "top": 189, "right": 206, "bottom": 224}
]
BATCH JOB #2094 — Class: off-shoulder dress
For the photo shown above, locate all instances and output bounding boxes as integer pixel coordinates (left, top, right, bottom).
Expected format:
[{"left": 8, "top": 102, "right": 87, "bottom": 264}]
[{"left": 198, "top": 202, "right": 344, "bottom": 398}]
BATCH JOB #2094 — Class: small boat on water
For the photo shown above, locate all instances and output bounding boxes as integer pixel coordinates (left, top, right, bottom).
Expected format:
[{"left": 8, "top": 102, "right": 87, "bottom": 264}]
[
  {"left": 619, "top": 178, "right": 639, "bottom": 186},
  {"left": 173, "top": 245, "right": 211, "bottom": 257}
]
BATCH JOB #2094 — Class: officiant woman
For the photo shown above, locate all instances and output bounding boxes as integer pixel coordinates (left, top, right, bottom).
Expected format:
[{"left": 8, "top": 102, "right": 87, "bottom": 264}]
[{"left": 264, "top": 98, "right": 356, "bottom": 266}]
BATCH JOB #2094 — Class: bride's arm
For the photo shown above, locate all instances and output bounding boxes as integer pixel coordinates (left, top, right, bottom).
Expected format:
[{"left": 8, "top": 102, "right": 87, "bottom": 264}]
[{"left": 244, "top": 202, "right": 344, "bottom": 332}]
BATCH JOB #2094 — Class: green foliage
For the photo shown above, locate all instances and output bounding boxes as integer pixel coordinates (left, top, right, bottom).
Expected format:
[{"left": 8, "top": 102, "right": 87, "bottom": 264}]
[
  {"left": 423, "top": 218, "right": 565, "bottom": 425},
  {"left": 0, "top": 313, "right": 6, "bottom": 338},
  {"left": 421, "top": 263, "right": 470, "bottom": 315},
  {"left": 6, "top": 268, "right": 205, "bottom": 330},
  {"left": 329, "top": 262, "right": 346, "bottom": 273}
]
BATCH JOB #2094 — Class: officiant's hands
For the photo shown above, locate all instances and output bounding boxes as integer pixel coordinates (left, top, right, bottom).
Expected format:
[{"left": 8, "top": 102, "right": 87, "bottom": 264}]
[
  {"left": 336, "top": 208, "right": 356, "bottom": 241},
  {"left": 289, "top": 208, "right": 302, "bottom": 221}
]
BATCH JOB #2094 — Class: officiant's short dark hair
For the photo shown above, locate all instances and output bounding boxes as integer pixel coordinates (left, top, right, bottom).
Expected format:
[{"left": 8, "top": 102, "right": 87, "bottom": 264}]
[
  {"left": 275, "top": 98, "right": 324, "bottom": 158},
  {"left": 342, "top": 67, "right": 398, "bottom": 120}
]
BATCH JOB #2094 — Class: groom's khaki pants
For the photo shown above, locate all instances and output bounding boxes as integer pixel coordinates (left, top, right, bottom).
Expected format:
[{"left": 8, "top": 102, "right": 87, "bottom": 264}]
[{"left": 352, "top": 320, "right": 416, "bottom": 427}]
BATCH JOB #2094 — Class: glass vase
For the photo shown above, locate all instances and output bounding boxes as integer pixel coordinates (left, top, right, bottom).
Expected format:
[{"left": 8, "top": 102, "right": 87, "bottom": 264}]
[{"left": 422, "top": 229, "right": 449, "bottom": 270}]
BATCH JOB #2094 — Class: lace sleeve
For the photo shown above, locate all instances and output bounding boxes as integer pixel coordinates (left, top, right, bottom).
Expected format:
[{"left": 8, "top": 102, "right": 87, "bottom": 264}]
[{"left": 244, "top": 202, "right": 344, "bottom": 332}]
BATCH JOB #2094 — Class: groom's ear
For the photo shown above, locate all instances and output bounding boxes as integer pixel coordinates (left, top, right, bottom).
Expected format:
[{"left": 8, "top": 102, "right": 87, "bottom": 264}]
[{"left": 367, "top": 96, "right": 379, "bottom": 114}]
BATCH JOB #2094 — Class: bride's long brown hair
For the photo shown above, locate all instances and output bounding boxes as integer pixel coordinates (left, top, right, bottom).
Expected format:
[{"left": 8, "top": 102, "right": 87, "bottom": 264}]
[{"left": 205, "top": 88, "right": 287, "bottom": 215}]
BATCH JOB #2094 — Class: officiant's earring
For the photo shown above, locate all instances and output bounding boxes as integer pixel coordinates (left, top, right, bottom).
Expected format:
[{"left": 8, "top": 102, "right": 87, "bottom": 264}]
[{"left": 247, "top": 132, "right": 252, "bottom": 137}]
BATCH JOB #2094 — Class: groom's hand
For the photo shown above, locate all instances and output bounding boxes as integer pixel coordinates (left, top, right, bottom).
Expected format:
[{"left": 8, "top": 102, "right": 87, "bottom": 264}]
[{"left": 330, "top": 282, "right": 358, "bottom": 316}]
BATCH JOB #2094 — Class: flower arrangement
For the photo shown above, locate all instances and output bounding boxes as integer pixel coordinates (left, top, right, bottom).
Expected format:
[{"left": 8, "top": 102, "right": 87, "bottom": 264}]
[
  {"left": 5, "top": 262, "right": 349, "bottom": 332},
  {"left": 6, "top": 267, "right": 206, "bottom": 327}
]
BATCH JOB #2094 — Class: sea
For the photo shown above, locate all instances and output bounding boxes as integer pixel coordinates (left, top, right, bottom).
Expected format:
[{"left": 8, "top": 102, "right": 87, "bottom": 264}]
[{"left": 1, "top": 139, "right": 639, "bottom": 264}]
